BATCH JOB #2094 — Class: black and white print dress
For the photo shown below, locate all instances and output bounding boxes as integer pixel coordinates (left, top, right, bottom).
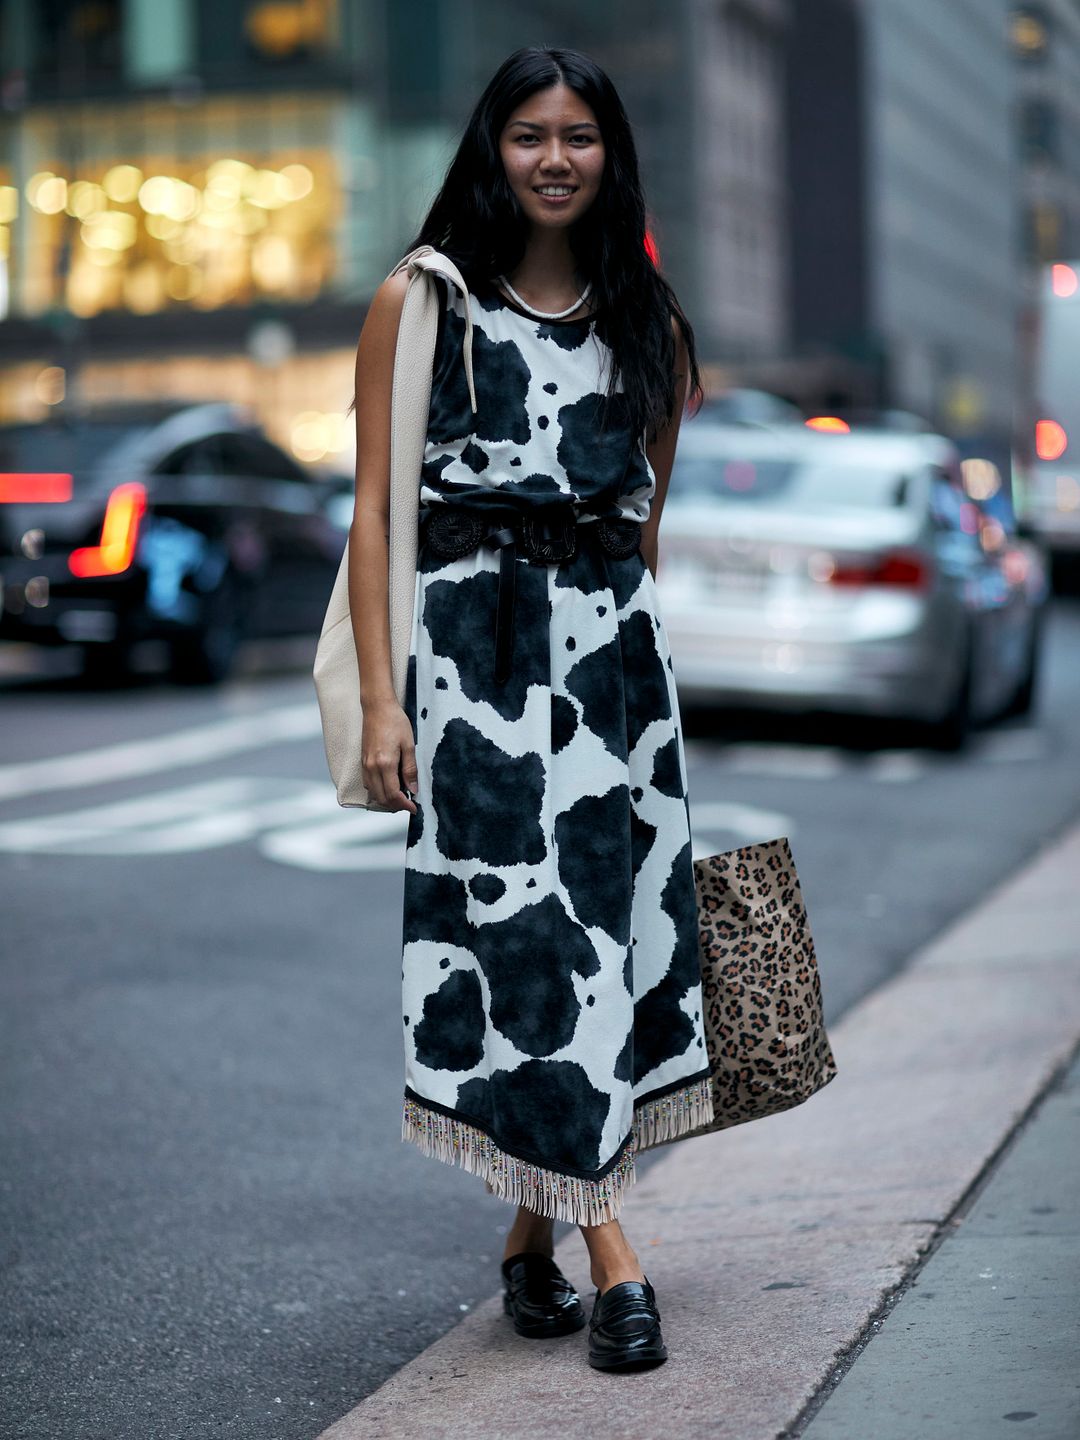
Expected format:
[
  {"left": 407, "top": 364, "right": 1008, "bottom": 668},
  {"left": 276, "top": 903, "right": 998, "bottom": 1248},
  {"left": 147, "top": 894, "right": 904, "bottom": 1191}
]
[{"left": 400, "top": 272, "right": 715, "bottom": 1226}]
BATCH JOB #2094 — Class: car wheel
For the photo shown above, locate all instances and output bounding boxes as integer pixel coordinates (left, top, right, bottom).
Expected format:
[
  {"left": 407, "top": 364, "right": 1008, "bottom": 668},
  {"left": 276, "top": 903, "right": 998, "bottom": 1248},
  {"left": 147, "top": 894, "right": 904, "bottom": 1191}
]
[
  {"left": 923, "top": 636, "right": 973, "bottom": 752},
  {"left": 170, "top": 572, "right": 246, "bottom": 685},
  {"left": 1001, "top": 615, "right": 1041, "bottom": 719}
]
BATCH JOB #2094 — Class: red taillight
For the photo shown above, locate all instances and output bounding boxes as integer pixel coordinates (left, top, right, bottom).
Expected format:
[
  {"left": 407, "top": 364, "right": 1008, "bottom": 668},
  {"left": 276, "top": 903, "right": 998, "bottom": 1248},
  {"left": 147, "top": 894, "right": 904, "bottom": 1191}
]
[
  {"left": 1035, "top": 419, "right": 1067, "bottom": 461},
  {"left": 805, "top": 416, "right": 851, "bottom": 434},
  {"left": 827, "top": 549, "right": 930, "bottom": 590},
  {"left": 69, "top": 482, "right": 146, "bottom": 578},
  {"left": 0, "top": 472, "right": 74, "bottom": 503}
]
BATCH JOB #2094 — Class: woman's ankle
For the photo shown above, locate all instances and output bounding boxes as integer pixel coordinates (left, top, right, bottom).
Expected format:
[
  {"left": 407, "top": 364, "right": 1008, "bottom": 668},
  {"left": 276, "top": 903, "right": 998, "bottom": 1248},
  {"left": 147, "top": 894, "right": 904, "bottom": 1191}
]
[
  {"left": 579, "top": 1219, "right": 646, "bottom": 1292},
  {"left": 502, "top": 1208, "right": 555, "bottom": 1260}
]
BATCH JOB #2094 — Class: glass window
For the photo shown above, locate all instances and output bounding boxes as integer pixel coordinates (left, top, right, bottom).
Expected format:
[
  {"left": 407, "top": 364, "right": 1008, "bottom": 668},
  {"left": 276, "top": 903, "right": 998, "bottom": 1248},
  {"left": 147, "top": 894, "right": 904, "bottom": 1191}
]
[
  {"left": 216, "top": 432, "right": 307, "bottom": 480},
  {"left": 669, "top": 437, "right": 916, "bottom": 509},
  {"left": 153, "top": 437, "right": 225, "bottom": 476}
]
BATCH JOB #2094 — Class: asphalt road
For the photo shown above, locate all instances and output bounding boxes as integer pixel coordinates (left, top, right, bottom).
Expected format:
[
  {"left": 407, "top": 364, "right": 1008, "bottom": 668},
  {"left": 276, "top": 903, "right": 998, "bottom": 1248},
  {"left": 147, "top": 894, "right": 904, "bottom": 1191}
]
[{"left": 2, "top": 600, "right": 1080, "bottom": 1440}]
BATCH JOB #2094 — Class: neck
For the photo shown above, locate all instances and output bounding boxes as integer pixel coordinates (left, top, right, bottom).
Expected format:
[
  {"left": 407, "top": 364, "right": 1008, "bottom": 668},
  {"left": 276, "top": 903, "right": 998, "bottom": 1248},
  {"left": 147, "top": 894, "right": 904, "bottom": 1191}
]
[{"left": 505, "top": 227, "right": 582, "bottom": 295}]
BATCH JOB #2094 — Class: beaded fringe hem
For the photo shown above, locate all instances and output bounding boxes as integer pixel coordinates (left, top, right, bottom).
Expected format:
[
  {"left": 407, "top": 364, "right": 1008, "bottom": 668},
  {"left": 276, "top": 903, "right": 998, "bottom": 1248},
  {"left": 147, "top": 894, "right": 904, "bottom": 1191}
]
[
  {"left": 401, "top": 1076, "right": 714, "bottom": 1227},
  {"left": 632, "top": 1076, "right": 715, "bottom": 1153}
]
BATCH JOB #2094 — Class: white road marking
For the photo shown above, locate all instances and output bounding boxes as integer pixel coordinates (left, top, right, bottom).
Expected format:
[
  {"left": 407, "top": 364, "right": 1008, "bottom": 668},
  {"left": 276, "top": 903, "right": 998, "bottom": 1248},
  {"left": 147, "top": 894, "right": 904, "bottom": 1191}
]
[
  {"left": 0, "top": 703, "right": 322, "bottom": 802},
  {"left": 0, "top": 777, "right": 334, "bottom": 855},
  {"left": 260, "top": 812, "right": 408, "bottom": 871},
  {"left": 689, "top": 801, "right": 796, "bottom": 858},
  {"left": 864, "top": 750, "right": 928, "bottom": 783},
  {"left": 721, "top": 743, "right": 848, "bottom": 779},
  {"left": 0, "top": 772, "right": 788, "bottom": 873}
]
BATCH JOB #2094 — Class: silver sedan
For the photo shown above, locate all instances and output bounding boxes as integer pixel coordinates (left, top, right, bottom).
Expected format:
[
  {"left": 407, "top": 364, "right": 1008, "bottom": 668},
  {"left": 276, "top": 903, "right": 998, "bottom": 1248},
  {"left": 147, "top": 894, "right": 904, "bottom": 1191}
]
[{"left": 656, "top": 423, "right": 1047, "bottom": 747}]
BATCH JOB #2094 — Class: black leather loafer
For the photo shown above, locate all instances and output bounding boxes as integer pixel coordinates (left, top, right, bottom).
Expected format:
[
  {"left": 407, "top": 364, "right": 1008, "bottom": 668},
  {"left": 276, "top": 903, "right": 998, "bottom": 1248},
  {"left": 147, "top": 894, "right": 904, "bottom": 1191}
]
[
  {"left": 587, "top": 1277, "right": 669, "bottom": 1371},
  {"left": 501, "top": 1252, "right": 586, "bottom": 1338}
]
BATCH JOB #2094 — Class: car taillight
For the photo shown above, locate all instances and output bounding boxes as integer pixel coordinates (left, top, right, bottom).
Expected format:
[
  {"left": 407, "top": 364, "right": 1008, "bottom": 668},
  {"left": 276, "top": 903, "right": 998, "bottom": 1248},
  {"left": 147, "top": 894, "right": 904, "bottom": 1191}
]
[
  {"left": 0, "top": 472, "right": 74, "bottom": 503},
  {"left": 69, "top": 482, "right": 147, "bottom": 578},
  {"left": 826, "top": 548, "right": 930, "bottom": 590}
]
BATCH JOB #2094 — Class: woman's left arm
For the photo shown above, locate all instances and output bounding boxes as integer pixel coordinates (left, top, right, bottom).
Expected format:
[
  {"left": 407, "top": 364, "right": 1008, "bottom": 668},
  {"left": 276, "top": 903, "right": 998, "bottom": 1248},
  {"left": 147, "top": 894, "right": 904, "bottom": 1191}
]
[{"left": 639, "top": 317, "right": 691, "bottom": 580}]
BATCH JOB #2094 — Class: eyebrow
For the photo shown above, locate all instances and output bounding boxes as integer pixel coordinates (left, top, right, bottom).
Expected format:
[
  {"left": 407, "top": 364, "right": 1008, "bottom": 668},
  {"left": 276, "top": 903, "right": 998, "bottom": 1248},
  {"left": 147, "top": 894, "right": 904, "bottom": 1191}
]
[{"left": 506, "top": 119, "right": 600, "bottom": 132}]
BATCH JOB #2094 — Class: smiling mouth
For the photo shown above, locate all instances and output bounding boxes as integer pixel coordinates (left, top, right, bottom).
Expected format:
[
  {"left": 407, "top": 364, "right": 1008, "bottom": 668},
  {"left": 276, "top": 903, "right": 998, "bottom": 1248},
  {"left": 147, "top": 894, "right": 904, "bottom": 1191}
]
[{"left": 533, "top": 185, "right": 578, "bottom": 197}]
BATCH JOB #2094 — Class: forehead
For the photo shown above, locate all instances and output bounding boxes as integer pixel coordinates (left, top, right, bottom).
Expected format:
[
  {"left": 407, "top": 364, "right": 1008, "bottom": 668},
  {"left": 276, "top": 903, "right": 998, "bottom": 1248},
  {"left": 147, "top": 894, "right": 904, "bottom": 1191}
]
[{"left": 504, "top": 83, "right": 600, "bottom": 129}]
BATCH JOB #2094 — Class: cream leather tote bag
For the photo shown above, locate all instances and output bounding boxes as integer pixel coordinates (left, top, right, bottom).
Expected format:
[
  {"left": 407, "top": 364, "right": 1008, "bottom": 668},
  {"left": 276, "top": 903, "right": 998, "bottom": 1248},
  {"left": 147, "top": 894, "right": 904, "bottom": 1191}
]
[{"left": 313, "top": 245, "right": 477, "bottom": 809}]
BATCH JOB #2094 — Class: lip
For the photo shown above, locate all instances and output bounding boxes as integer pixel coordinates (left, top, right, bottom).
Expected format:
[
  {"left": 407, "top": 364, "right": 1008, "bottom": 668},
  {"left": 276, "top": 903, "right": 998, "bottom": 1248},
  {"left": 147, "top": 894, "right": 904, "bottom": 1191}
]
[{"left": 532, "top": 185, "right": 578, "bottom": 206}]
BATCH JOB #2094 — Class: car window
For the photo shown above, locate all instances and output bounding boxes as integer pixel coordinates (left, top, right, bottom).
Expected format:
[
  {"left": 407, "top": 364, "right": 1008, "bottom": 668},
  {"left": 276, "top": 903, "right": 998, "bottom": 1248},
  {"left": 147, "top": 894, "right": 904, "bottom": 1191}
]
[
  {"left": 669, "top": 445, "right": 915, "bottom": 509},
  {"left": 153, "top": 437, "right": 225, "bottom": 476},
  {"left": 216, "top": 433, "right": 308, "bottom": 481},
  {"left": 0, "top": 422, "right": 150, "bottom": 487}
]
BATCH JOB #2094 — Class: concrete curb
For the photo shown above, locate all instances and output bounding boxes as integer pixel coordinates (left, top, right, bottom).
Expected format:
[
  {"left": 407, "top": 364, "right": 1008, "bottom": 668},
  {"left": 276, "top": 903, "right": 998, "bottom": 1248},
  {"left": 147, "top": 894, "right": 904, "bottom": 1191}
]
[{"left": 319, "top": 820, "right": 1080, "bottom": 1440}]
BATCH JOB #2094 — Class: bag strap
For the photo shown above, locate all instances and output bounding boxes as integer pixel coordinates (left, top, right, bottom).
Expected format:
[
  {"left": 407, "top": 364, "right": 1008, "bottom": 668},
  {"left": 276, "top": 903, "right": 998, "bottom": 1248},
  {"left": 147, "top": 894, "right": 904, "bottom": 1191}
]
[
  {"left": 386, "top": 245, "right": 478, "bottom": 414},
  {"left": 375, "top": 246, "right": 478, "bottom": 702}
]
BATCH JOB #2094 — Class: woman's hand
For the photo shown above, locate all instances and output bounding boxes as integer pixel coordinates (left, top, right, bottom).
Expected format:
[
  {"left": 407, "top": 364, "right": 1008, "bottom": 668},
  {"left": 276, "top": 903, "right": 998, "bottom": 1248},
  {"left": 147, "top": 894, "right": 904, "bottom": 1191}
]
[{"left": 361, "top": 697, "right": 419, "bottom": 814}]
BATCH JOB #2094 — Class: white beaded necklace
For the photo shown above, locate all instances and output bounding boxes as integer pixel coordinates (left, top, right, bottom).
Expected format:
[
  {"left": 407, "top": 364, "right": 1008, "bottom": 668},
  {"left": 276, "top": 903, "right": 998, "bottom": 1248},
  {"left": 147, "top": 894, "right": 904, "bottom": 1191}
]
[{"left": 495, "top": 274, "right": 594, "bottom": 322}]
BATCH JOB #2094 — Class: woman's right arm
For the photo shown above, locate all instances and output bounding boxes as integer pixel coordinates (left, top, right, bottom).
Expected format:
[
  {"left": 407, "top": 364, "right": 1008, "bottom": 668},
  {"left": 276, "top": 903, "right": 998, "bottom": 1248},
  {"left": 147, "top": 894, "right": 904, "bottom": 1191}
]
[{"left": 349, "top": 267, "right": 419, "bottom": 815}]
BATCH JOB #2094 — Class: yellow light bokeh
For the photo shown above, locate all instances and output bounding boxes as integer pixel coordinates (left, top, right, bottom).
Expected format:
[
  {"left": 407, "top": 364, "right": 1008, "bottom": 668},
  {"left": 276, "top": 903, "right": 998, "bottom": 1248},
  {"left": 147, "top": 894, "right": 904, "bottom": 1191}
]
[
  {"left": 0, "top": 186, "right": 18, "bottom": 223},
  {"left": 280, "top": 163, "right": 314, "bottom": 200},
  {"left": 67, "top": 181, "right": 108, "bottom": 220},
  {"left": 81, "top": 210, "right": 138, "bottom": 251},
  {"left": 28, "top": 173, "right": 68, "bottom": 214},
  {"left": 34, "top": 366, "right": 66, "bottom": 405},
  {"left": 252, "top": 233, "right": 294, "bottom": 289},
  {"left": 103, "top": 164, "right": 144, "bottom": 203}
]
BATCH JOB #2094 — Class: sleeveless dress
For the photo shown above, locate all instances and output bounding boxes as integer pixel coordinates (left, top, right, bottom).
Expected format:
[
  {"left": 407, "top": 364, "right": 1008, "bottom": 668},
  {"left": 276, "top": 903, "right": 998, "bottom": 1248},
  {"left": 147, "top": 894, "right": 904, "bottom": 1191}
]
[{"left": 400, "top": 273, "right": 715, "bottom": 1226}]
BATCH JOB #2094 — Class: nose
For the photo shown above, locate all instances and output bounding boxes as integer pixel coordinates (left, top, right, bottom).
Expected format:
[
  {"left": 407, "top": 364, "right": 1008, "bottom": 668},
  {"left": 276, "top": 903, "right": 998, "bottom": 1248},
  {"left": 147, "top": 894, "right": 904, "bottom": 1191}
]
[{"left": 540, "top": 141, "right": 572, "bottom": 172}]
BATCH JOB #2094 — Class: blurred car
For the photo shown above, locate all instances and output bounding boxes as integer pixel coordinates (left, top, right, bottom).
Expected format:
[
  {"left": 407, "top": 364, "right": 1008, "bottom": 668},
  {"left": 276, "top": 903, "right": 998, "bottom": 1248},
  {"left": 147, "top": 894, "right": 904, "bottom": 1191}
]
[
  {"left": 656, "top": 421, "right": 1047, "bottom": 746},
  {"left": 0, "top": 401, "right": 351, "bottom": 682},
  {"left": 967, "top": 493, "right": 1050, "bottom": 718},
  {"left": 1016, "top": 260, "right": 1080, "bottom": 571},
  {"left": 697, "top": 388, "right": 804, "bottom": 429}
]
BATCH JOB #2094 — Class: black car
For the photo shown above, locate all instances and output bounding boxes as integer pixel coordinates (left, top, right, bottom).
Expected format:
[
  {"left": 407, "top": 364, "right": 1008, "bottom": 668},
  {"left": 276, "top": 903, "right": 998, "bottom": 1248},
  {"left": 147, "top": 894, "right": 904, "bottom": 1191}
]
[{"left": 0, "top": 401, "right": 351, "bottom": 682}]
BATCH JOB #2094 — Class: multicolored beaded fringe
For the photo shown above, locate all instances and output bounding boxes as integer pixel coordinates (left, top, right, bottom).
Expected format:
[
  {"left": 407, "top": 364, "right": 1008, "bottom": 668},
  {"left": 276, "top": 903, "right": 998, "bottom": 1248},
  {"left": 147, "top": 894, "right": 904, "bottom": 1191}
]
[
  {"left": 632, "top": 1076, "right": 715, "bottom": 1152},
  {"left": 402, "top": 1096, "right": 636, "bottom": 1225},
  {"left": 402, "top": 1075, "right": 714, "bottom": 1226}
]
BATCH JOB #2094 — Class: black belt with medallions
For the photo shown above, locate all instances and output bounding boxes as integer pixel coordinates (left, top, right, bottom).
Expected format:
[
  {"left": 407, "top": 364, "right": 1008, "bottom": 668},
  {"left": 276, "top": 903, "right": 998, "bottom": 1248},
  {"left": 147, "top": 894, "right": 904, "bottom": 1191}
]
[{"left": 419, "top": 502, "right": 644, "bottom": 685}]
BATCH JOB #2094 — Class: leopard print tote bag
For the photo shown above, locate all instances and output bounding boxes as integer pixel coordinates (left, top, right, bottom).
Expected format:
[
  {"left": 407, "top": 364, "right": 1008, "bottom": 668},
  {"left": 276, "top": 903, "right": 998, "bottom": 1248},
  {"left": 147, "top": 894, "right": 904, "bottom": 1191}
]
[{"left": 687, "top": 836, "right": 838, "bottom": 1137}]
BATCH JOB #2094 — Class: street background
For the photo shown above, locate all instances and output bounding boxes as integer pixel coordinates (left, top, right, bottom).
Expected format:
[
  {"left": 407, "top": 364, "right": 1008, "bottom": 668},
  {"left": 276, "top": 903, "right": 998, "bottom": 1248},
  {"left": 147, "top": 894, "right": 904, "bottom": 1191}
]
[{"left": 3, "top": 2, "right": 1080, "bottom": 1438}]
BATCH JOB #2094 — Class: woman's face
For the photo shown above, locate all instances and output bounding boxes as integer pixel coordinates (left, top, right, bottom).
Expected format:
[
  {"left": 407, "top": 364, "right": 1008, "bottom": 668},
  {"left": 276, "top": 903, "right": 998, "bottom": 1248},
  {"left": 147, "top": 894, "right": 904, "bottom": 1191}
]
[{"left": 498, "top": 82, "right": 605, "bottom": 230}]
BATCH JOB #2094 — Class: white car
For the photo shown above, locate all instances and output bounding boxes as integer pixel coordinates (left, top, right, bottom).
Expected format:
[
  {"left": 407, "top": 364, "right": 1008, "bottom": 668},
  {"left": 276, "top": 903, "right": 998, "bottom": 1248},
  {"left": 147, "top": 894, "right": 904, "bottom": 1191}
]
[{"left": 657, "top": 422, "right": 1044, "bottom": 747}]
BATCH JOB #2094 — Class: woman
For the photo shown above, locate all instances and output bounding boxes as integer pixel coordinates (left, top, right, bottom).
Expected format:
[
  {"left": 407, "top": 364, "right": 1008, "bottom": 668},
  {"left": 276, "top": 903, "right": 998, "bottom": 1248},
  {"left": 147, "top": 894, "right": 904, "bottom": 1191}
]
[{"left": 349, "top": 45, "right": 711, "bottom": 1372}]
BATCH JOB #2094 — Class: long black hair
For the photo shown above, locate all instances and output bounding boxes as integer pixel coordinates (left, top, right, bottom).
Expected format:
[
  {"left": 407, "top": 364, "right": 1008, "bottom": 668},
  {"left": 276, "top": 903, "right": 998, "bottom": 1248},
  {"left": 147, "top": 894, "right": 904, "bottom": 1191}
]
[{"left": 392, "top": 45, "right": 704, "bottom": 440}]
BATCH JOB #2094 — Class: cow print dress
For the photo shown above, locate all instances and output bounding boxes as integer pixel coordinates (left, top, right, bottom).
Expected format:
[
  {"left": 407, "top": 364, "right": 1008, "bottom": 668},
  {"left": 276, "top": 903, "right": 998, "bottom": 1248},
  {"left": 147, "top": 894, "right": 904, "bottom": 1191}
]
[{"left": 400, "top": 271, "right": 715, "bottom": 1226}]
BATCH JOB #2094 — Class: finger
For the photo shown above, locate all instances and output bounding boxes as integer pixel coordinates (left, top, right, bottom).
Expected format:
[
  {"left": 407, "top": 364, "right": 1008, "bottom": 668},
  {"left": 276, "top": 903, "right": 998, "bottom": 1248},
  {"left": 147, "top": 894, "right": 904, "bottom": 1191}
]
[
  {"left": 381, "top": 757, "right": 412, "bottom": 813},
  {"left": 400, "top": 744, "right": 419, "bottom": 797}
]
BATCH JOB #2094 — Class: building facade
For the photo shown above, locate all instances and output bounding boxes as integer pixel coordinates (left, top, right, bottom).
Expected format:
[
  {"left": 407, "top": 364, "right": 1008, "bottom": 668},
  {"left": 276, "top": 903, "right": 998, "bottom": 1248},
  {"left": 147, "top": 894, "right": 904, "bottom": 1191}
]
[{"left": 786, "top": 0, "right": 1019, "bottom": 460}]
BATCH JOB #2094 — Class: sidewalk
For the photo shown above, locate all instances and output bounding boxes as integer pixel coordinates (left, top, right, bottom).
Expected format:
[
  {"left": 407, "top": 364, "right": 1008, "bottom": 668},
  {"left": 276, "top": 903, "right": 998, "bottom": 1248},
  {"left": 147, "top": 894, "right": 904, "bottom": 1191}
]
[
  {"left": 800, "top": 1047, "right": 1080, "bottom": 1440},
  {"left": 319, "top": 817, "right": 1080, "bottom": 1440}
]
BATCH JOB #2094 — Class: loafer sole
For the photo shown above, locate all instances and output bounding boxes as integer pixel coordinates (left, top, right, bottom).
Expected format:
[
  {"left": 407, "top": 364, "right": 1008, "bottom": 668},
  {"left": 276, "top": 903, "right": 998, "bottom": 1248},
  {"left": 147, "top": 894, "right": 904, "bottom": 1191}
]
[
  {"left": 502, "top": 1291, "right": 587, "bottom": 1338},
  {"left": 587, "top": 1340, "right": 669, "bottom": 1372}
]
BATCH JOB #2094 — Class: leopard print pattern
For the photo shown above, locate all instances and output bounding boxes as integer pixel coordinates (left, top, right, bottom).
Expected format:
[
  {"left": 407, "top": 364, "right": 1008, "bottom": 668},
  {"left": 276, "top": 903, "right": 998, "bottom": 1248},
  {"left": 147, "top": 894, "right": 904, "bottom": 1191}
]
[{"left": 687, "top": 836, "right": 838, "bottom": 1137}]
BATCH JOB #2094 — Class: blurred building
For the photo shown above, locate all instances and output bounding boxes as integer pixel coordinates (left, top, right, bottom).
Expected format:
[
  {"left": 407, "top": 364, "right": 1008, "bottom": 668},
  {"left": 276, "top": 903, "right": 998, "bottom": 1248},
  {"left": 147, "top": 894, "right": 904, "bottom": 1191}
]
[
  {"left": 0, "top": 0, "right": 460, "bottom": 464},
  {"left": 1010, "top": 1, "right": 1080, "bottom": 464},
  {"left": 1012, "top": 1, "right": 1080, "bottom": 268},
  {"left": 0, "top": 0, "right": 1029, "bottom": 478},
  {"left": 785, "top": 0, "right": 1020, "bottom": 469}
]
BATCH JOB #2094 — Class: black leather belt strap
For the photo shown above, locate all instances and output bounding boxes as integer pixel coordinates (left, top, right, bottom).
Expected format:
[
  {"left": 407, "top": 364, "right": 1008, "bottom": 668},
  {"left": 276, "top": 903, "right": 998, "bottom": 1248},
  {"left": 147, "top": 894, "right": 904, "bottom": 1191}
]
[
  {"left": 483, "top": 525, "right": 519, "bottom": 685},
  {"left": 421, "top": 504, "right": 641, "bottom": 686}
]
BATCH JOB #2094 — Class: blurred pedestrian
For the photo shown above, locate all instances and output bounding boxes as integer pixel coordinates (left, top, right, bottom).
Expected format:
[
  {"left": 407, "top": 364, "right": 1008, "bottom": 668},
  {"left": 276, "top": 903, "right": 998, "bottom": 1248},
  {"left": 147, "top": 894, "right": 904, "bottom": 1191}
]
[{"left": 350, "top": 44, "right": 710, "bottom": 1372}]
